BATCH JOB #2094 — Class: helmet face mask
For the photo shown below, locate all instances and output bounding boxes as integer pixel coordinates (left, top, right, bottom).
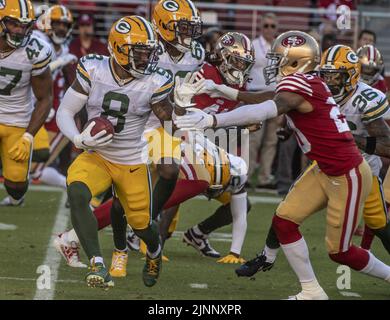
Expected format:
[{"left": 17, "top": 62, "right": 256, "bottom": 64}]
[
  {"left": 165, "top": 17, "right": 202, "bottom": 52},
  {"left": 220, "top": 49, "right": 254, "bottom": 87},
  {"left": 357, "top": 45, "right": 384, "bottom": 86},
  {"left": 320, "top": 70, "right": 349, "bottom": 100},
  {"left": 123, "top": 42, "right": 159, "bottom": 78},
  {"left": 1, "top": 17, "right": 33, "bottom": 48},
  {"left": 361, "top": 64, "right": 380, "bottom": 85},
  {"left": 264, "top": 52, "right": 287, "bottom": 85},
  {"left": 49, "top": 20, "right": 73, "bottom": 45}
]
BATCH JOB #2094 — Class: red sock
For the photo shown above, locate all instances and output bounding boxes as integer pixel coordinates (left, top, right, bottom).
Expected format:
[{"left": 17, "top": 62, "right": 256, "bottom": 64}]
[
  {"left": 94, "top": 199, "right": 113, "bottom": 230},
  {"left": 163, "top": 179, "right": 209, "bottom": 209},
  {"left": 361, "top": 224, "right": 375, "bottom": 250}
]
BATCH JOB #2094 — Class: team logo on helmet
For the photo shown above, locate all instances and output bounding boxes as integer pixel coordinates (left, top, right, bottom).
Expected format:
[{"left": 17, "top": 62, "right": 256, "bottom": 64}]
[
  {"left": 163, "top": 0, "right": 179, "bottom": 12},
  {"left": 115, "top": 19, "right": 132, "bottom": 34},
  {"left": 221, "top": 34, "right": 235, "bottom": 46},
  {"left": 0, "top": 0, "right": 6, "bottom": 9},
  {"left": 281, "top": 35, "right": 306, "bottom": 47},
  {"left": 347, "top": 51, "right": 359, "bottom": 63}
]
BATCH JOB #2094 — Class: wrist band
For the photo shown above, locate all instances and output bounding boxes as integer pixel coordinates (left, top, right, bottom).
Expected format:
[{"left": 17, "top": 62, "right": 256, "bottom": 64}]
[{"left": 365, "top": 136, "right": 376, "bottom": 154}]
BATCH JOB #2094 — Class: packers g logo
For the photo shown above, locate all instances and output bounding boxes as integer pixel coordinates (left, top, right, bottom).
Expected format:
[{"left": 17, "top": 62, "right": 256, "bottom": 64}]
[
  {"left": 115, "top": 20, "right": 131, "bottom": 34},
  {"left": 346, "top": 51, "right": 358, "bottom": 63},
  {"left": 163, "top": 0, "right": 179, "bottom": 12},
  {"left": 0, "top": 0, "right": 5, "bottom": 9}
]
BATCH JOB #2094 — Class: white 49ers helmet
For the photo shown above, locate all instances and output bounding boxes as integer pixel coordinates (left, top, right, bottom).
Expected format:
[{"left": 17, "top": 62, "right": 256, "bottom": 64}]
[{"left": 264, "top": 30, "right": 320, "bottom": 85}]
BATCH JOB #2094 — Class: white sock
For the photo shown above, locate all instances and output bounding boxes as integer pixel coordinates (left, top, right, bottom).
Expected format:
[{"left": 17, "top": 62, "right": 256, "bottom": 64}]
[
  {"left": 264, "top": 245, "right": 279, "bottom": 263},
  {"left": 147, "top": 244, "right": 161, "bottom": 259},
  {"left": 91, "top": 256, "right": 104, "bottom": 266},
  {"left": 62, "top": 229, "right": 79, "bottom": 244},
  {"left": 360, "top": 251, "right": 390, "bottom": 281},
  {"left": 39, "top": 167, "right": 67, "bottom": 189},
  {"left": 115, "top": 247, "right": 128, "bottom": 253},
  {"left": 281, "top": 237, "right": 319, "bottom": 285},
  {"left": 230, "top": 192, "right": 247, "bottom": 255}
]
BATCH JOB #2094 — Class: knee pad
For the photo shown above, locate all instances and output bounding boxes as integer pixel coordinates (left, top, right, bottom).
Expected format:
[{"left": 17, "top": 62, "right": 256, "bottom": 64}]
[
  {"left": 67, "top": 182, "right": 92, "bottom": 207},
  {"left": 328, "top": 245, "right": 369, "bottom": 271},
  {"left": 4, "top": 181, "right": 28, "bottom": 200},
  {"left": 32, "top": 149, "right": 50, "bottom": 163},
  {"left": 272, "top": 215, "right": 301, "bottom": 245}
]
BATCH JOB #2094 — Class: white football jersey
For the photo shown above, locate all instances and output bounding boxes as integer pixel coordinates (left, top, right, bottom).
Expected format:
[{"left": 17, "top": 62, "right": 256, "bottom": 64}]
[
  {"left": 340, "top": 81, "right": 389, "bottom": 176},
  {"left": 0, "top": 34, "right": 52, "bottom": 128},
  {"left": 76, "top": 54, "right": 174, "bottom": 165},
  {"left": 146, "top": 41, "right": 205, "bottom": 130}
]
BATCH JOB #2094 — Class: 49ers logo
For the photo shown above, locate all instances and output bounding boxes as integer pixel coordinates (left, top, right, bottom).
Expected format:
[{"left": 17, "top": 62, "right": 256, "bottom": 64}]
[
  {"left": 163, "top": 0, "right": 179, "bottom": 12},
  {"left": 221, "top": 34, "right": 235, "bottom": 46},
  {"left": 281, "top": 35, "right": 306, "bottom": 47}
]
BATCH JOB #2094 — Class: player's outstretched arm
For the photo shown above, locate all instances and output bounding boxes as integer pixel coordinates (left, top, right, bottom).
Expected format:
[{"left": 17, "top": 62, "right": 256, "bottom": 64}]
[
  {"left": 354, "top": 118, "right": 390, "bottom": 158},
  {"left": 174, "top": 91, "right": 304, "bottom": 130},
  {"left": 28, "top": 68, "right": 53, "bottom": 136}
]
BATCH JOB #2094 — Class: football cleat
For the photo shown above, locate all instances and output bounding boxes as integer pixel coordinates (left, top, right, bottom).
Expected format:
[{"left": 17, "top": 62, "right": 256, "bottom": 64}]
[
  {"left": 217, "top": 254, "right": 245, "bottom": 264},
  {"left": 235, "top": 251, "right": 274, "bottom": 277},
  {"left": 287, "top": 288, "right": 329, "bottom": 300},
  {"left": 109, "top": 250, "right": 128, "bottom": 277},
  {"left": 53, "top": 234, "right": 87, "bottom": 268},
  {"left": 86, "top": 260, "right": 114, "bottom": 289},
  {"left": 126, "top": 228, "right": 140, "bottom": 251},
  {"left": 183, "top": 227, "right": 221, "bottom": 258},
  {"left": 143, "top": 253, "right": 162, "bottom": 287},
  {"left": 0, "top": 196, "right": 24, "bottom": 207}
]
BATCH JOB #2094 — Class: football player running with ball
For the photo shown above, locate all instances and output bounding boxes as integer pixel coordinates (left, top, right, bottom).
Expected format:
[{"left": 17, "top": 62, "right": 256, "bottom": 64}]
[
  {"left": 56, "top": 16, "right": 183, "bottom": 289},
  {"left": 175, "top": 31, "right": 390, "bottom": 300},
  {"left": 0, "top": 0, "right": 53, "bottom": 207}
]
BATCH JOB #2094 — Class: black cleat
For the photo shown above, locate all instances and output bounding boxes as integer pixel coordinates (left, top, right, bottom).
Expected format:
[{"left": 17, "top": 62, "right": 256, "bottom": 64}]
[
  {"left": 235, "top": 251, "right": 274, "bottom": 277},
  {"left": 183, "top": 227, "right": 221, "bottom": 258}
]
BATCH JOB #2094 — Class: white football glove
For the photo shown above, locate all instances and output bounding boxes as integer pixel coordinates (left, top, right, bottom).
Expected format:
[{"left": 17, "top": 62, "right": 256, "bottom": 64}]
[
  {"left": 174, "top": 107, "right": 214, "bottom": 130},
  {"left": 73, "top": 121, "right": 113, "bottom": 150},
  {"left": 174, "top": 72, "right": 204, "bottom": 108},
  {"left": 197, "top": 74, "right": 239, "bottom": 100},
  {"left": 49, "top": 53, "right": 78, "bottom": 72}
]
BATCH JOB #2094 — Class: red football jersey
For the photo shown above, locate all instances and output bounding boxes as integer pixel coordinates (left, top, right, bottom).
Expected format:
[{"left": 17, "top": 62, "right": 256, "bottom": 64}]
[
  {"left": 372, "top": 77, "right": 388, "bottom": 94},
  {"left": 194, "top": 62, "right": 244, "bottom": 114},
  {"left": 276, "top": 72, "right": 362, "bottom": 176}
]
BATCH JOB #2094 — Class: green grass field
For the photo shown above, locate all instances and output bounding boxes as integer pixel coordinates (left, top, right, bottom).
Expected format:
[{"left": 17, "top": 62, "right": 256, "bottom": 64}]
[{"left": 0, "top": 187, "right": 389, "bottom": 300}]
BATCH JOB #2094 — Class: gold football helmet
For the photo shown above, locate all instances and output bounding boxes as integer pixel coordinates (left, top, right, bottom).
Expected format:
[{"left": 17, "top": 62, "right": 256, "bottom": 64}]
[
  {"left": 0, "top": 0, "right": 35, "bottom": 48},
  {"left": 320, "top": 45, "right": 360, "bottom": 103},
  {"left": 153, "top": 0, "right": 202, "bottom": 52},
  {"left": 108, "top": 16, "right": 159, "bottom": 79},
  {"left": 264, "top": 30, "right": 320, "bottom": 85},
  {"left": 357, "top": 45, "right": 384, "bottom": 86},
  {"left": 216, "top": 32, "right": 255, "bottom": 87},
  {"left": 39, "top": 5, "right": 73, "bottom": 45}
]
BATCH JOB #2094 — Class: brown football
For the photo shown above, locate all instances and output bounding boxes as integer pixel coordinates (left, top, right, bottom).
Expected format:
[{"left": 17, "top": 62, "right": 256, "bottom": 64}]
[{"left": 84, "top": 117, "right": 115, "bottom": 137}]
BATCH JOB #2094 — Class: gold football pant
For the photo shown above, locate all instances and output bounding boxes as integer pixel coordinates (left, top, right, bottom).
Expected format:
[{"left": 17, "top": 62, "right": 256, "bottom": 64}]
[
  {"left": 363, "top": 175, "right": 387, "bottom": 230},
  {"left": 67, "top": 152, "right": 152, "bottom": 230},
  {"left": 0, "top": 124, "right": 31, "bottom": 182},
  {"left": 276, "top": 160, "right": 372, "bottom": 254}
]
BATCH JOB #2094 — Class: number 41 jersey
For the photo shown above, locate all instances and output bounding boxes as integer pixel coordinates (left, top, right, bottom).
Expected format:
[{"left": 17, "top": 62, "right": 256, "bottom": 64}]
[
  {"left": 76, "top": 55, "right": 173, "bottom": 165},
  {"left": 276, "top": 72, "right": 363, "bottom": 176},
  {"left": 0, "top": 35, "right": 52, "bottom": 128}
]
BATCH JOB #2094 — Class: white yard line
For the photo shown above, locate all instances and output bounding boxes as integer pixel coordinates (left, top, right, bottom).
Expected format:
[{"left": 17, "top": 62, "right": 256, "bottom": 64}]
[
  {"left": 33, "top": 192, "right": 69, "bottom": 300},
  {"left": 0, "top": 276, "right": 82, "bottom": 284},
  {"left": 0, "top": 223, "right": 17, "bottom": 231}
]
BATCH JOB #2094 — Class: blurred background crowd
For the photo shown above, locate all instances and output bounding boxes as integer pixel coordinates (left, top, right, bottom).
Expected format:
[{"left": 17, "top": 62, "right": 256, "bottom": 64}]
[{"left": 37, "top": 0, "right": 390, "bottom": 195}]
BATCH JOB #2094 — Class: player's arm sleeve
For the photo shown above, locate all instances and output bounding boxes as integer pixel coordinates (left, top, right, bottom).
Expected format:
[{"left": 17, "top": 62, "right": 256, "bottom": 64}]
[
  {"left": 56, "top": 87, "right": 88, "bottom": 141},
  {"left": 275, "top": 75, "right": 314, "bottom": 97},
  {"left": 362, "top": 94, "right": 390, "bottom": 123},
  {"left": 75, "top": 57, "right": 93, "bottom": 94},
  {"left": 150, "top": 70, "right": 174, "bottom": 104},
  {"left": 31, "top": 42, "right": 52, "bottom": 77}
]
